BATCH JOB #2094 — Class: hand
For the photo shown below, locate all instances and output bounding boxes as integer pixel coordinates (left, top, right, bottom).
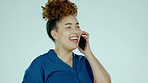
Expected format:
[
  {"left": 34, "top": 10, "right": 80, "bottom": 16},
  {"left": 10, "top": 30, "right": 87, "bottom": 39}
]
[{"left": 78, "top": 31, "right": 91, "bottom": 55}]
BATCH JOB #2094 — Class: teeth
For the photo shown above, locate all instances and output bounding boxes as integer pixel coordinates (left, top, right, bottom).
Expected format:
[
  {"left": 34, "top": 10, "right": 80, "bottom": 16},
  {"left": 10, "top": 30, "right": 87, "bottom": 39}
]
[{"left": 70, "top": 37, "right": 78, "bottom": 40}]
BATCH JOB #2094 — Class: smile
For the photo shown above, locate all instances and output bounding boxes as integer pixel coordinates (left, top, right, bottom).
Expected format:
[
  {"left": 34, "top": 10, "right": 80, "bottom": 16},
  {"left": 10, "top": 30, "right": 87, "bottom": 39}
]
[{"left": 69, "top": 37, "right": 79, "bottom": 43}]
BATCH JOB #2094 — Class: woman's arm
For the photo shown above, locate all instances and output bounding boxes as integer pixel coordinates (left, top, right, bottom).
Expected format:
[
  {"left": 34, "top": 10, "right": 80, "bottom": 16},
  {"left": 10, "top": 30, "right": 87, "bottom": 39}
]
[
  {"left": 79, "top": 31, "right": 111, "bottom": 83},
  {"left": 85, "top": 50, "right": 111, "bottom": 83}
]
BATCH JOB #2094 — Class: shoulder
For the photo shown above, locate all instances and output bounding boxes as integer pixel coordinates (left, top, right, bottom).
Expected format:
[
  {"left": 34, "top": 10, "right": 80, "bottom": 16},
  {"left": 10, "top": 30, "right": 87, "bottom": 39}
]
[
  {"left": 73, "top": 53, "right": 88, "bottom": 63},
  {"left": 22, "top": 54, "right": 47, "bottom": 82},
  {"left": 73, "top": 53, "right": 92, "bottom": 67},
  {"left": 25, "top": 53, "right": 48, "bottom": 73},
  {"left": 29, "top": 52, "right": 47, "bottom": 65},
  {"left": 23, "top": 49, "right": 55, "bottom": 82},
  {"left": 31, "top": 49, "right": 56, "bottom": 62},
  {"left": 73, "top": 53, "right": 85, "bottom": 59},
  {"left": 29, "top": 49, "right": 56, "bottom": 67},
  {"left": 24, "top": 49, "right": 54, "bottom": 72}
]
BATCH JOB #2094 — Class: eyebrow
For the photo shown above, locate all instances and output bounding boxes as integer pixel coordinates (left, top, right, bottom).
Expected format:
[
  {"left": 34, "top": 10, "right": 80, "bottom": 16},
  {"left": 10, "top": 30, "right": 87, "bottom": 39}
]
[{"left": 65, "top": 22, "right": 79, "bottom": 25}]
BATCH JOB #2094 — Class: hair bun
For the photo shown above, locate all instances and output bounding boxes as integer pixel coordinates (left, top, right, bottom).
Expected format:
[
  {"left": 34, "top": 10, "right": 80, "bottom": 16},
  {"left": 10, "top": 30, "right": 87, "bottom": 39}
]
[{"left": 42, "top": 0, "right": 78, "bottom": 21}]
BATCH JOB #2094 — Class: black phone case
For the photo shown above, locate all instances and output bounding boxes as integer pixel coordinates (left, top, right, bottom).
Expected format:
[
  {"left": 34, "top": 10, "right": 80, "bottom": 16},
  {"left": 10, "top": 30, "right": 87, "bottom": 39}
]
[{"left": 78, "top": 36, "right": 86, "bottom": 50}]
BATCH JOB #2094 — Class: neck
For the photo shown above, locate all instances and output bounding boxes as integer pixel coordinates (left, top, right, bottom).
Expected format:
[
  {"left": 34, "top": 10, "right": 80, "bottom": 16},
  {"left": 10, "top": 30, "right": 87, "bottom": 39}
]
[{"left": 54, "top": 47, "right": 72, "bottom": 59}]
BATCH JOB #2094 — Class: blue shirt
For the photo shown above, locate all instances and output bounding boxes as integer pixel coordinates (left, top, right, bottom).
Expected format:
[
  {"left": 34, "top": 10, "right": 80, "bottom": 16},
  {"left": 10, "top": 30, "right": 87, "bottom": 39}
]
[{"left": 22, "top": 49, "right": 94, "bottom": 83}]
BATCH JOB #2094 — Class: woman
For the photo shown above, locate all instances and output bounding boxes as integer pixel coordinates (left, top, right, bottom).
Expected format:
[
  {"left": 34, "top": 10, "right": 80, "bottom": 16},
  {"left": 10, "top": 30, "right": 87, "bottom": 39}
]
[{"left": 22, "top": 0, "right": 111, "bottom": 83}]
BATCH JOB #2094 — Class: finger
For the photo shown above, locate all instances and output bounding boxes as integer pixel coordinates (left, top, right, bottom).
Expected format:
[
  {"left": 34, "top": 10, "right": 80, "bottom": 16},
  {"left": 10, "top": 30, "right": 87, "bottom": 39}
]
[
  {"left": 81, "top": 31, "right": 89, "bottom": 36},
  {"left": 81, "top": 32, "right": 89, "bottom": 39},
  {"left": 81, "top": 31, "right": 88, "bottom": 35}
]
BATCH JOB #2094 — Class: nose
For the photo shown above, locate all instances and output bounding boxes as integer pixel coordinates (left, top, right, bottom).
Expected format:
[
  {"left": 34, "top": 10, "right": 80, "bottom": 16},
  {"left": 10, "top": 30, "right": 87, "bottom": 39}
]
[{"left": 72, "top": 27, "right": 81, "bottom": 34}]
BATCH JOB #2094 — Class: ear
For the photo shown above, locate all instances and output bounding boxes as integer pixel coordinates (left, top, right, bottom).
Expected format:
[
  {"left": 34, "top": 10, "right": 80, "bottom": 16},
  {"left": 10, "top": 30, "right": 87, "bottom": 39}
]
[{"left": 51, "top": 29, "right": 58, "bottom": 40}]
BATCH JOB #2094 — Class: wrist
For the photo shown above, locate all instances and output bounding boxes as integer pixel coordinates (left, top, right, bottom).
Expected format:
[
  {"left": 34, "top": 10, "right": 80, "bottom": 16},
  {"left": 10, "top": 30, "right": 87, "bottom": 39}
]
[{"left": 84, "top": 49, "right": 93, "bottom": 56}]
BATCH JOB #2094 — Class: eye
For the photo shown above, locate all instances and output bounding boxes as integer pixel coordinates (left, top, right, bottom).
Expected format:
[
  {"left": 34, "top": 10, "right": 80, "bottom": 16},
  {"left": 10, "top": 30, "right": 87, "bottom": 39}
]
[
  {"left": 66, "top": 27, "right": 71, "bottom": 29},
  {"left": 77, "top": 26, "right": 80, "bottom": 28}
]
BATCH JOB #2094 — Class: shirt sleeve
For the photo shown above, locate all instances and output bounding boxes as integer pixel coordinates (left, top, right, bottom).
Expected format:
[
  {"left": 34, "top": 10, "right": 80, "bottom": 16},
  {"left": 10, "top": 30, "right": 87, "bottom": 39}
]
[
  {"left": 22, "top": 56, "right": 44, "bottom": 83},
  {"left": 85, "top": 58, "right": 94, "bottom": 82}
]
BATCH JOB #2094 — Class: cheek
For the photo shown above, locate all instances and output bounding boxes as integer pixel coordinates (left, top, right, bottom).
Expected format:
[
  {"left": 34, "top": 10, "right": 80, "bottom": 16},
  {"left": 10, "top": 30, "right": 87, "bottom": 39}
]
[
  {"left": 64, "top": 31, "right": 71, "bottom": 37},
  {"left": 60, "top": 31, "right": 71, "bottom": 38},
  {"left": 78, "top": 29, "right": 82, "bottom": 35}
]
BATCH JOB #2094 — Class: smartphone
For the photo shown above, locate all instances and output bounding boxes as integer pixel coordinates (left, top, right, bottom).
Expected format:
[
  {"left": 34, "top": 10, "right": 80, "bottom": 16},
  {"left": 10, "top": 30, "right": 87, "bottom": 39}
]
[{"left": 78, "top": 36, "right": 86, "bottom": 51}]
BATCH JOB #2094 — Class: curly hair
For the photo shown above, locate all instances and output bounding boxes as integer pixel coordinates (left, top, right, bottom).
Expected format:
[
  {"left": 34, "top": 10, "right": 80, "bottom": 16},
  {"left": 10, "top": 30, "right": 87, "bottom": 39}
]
[
  {"left": 41, "top": 0, "right": 78, "bottom": 41},
  {"left": 42, "top": 0, "right": 78, "bottom": 21}
]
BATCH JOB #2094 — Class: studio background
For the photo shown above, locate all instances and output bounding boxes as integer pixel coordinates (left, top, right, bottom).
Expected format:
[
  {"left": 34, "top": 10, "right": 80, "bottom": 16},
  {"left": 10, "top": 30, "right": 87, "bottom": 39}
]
[{"left": 0, "top": 0, "right": 148, "bottom": 83}]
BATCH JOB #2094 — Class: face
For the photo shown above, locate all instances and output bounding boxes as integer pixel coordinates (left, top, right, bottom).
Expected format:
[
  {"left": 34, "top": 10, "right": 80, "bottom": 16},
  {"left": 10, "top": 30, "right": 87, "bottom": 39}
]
[{"left": 52, "top": 15, "right": 82, "bottom": 51}]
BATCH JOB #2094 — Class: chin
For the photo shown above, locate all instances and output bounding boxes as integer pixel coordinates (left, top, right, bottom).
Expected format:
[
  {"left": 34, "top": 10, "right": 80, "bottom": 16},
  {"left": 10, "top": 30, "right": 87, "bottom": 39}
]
[
  {"left": 70, "top": 46, "right": 77, "bottom": 51},
  {"left": 68, "top": 44, "right": 78, "bottom": 51},
  {"left": 73, "top": 46, "right": 78, "bottom": 50}
]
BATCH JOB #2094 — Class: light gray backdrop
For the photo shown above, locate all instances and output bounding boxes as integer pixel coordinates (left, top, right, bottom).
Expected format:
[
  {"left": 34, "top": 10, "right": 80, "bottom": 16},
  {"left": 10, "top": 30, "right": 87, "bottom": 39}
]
[{"left": 0, "top": 0, "right": 148, "bottom": 83}]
